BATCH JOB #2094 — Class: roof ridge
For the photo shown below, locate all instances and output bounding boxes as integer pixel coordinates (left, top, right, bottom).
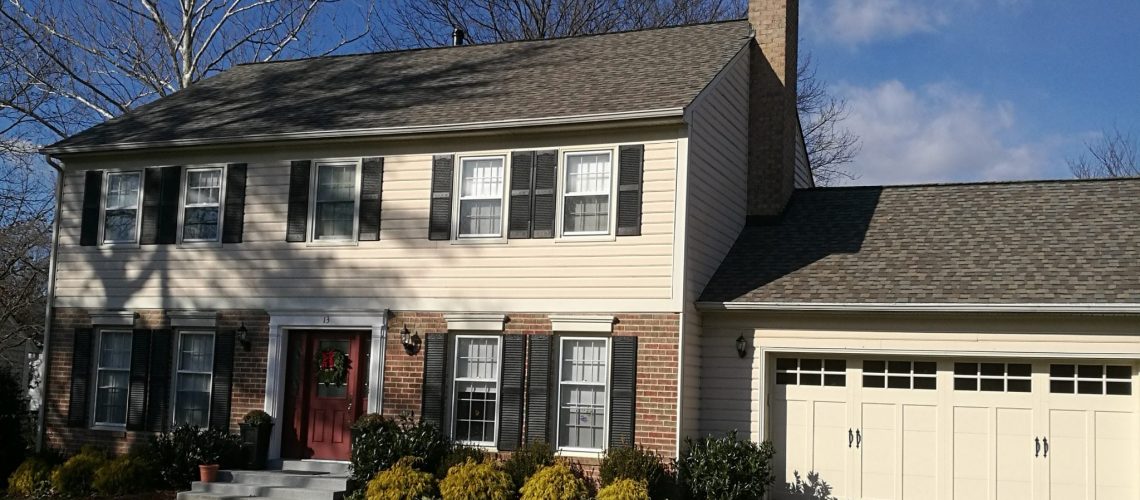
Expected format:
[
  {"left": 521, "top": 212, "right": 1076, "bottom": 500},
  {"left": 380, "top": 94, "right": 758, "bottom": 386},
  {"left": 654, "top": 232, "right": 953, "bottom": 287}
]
[
  {"left": 798, "top": 176, "right": 1140, "bottom": 192},
  {"left": 237, "top": 18, "right": 750, "bottom": 67}
]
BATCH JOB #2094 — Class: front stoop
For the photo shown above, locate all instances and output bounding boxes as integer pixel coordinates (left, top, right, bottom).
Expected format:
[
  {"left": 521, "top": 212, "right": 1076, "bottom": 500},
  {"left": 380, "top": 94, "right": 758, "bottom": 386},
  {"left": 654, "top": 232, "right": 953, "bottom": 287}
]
[{"left": 176, "top": 461, "right": 349, "bottom": 500}]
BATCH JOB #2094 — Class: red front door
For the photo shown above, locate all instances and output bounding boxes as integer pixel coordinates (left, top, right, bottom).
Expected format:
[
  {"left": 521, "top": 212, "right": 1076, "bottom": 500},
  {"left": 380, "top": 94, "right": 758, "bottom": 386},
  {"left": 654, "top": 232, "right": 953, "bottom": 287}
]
[{"left": 282, "top": 331, "right": 367, "bottom": 460}]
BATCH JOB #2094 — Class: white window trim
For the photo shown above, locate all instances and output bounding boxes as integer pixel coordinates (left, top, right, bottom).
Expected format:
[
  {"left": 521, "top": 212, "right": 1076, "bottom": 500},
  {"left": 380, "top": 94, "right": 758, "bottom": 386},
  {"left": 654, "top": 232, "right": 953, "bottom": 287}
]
[
  {"left": 171, "top": 330, "right": 215, "bottom": 427},
  {"left": 178, "top": 165, "right": 227, "bottom": 246},
  {"left": 99, "top": 170, "right": 144, "bottom": 246},
  {"left": 449, "top": 334, "right": 503, "bottom": 448},
  {"left": 452, "top": 154, "right": 508, "bottom": 241},
  {"left": 557, "top": 149, "right": 618, "bottom": 239},
  {"left": 91, "top": 329, "right": 132, "bottom": 429},
  {"left": 307, "top": 158, "right": 362, "bottom": 245},
  {"left": 555, "top": 336, "right": 611, "bottom": 453}
]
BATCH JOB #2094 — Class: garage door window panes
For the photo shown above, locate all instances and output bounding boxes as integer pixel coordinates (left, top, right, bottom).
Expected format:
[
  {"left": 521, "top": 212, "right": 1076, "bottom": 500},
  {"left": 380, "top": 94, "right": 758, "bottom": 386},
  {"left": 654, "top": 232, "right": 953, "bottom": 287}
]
[
  {"left": 953, "top": 362, "right": 1031, "bottom": 392},
  {"left": 775, "top": 358, "right": 845, "bottom": 386},
  {"left": 863, "top": 360, "right": 936, "bottom": 389},
  {"left": 1050, "top": 364, "right": 1132, "bottom": 395}
]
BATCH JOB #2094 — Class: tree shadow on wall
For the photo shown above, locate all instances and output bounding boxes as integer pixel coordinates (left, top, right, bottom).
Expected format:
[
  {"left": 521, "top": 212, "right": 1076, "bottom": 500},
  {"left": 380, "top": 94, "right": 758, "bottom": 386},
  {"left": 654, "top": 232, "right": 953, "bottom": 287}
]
[{"left": 782, "top": 470, "right": 835, "bottom": 500}]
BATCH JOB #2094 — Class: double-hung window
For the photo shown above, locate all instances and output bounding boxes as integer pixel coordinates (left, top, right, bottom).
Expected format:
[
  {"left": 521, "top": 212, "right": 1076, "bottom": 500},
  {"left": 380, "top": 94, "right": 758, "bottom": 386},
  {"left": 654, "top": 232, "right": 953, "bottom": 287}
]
[
  {"left": 562, "top": 152, "right": 612, "bottom": 236},
  {"left": 556, "top": 337, "right": 609, "bottom": 452},
  {"left": 452, "top": 336, "right": 501, "bottom": 445},
  {"left": 312, "top": 161, "right": 359, "bottom": 241},
  {"left": 182, "top": 167, "right": 224, "bottom": 242},
  {"left": 173, "top": 332, "right": 215, "bottom": 426},
  {"left": 457, "top": 156, "right": 505, "bottom": 238},
  {"left": 102, "top": 171, "right": 142, "bottom": 244},
  {"left": 93, "top": 330, "right": 132, "bottom": 426}
]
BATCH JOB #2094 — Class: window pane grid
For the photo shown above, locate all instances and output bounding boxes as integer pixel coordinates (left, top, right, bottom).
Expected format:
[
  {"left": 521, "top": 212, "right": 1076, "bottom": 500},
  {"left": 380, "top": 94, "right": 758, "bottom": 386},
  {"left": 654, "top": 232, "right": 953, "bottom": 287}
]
[
  {"left": 183, "top": 168, "right": 222, "bottom": 241},
  {"left": 314, "top": 164, "right": 357, "bottom": 240},
  {"left": 563, "top": 153, "right": 612, "bottom": 235},
  {"left": 175, "top": 333, "right": 214, "bottom": 427},
  {"left": 953, "top": 363, "right": 1032, "bottom": 392},
  {"left": 775, "top": 358, "right": 846, "bottom": 387},
  {"left": 558, "top": 338, "right": 608, "bottom": 451},
  {"left": 94, "top": 331, "right": 132, "bottom": 426},
  {"left": 453, "top": 337, "right": 500, "bottom": 445},
  {"left": 863, "top": 360, "right": 937, "bottom": 390},
  {"left": 1050, "top": 364, "right": 1131, "bottom": 395},
  {"left": 104, "top": 172, "right": 141, "bottom": 243},
  {"left": 458, "top": 158, "right": 504, "bottom": 237}
]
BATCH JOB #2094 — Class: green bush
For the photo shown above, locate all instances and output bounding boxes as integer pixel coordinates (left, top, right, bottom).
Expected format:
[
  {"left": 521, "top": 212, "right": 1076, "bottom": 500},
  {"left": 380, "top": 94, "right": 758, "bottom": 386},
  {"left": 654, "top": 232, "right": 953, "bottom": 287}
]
[
  {"left": 599, "top": 445, "right": 671, "bottom": 499},
  {"left": 675, "top": 431, "right": 776, "bottom": 500},
  {"left": 92, "top": 453, "right": 155, "bottom": 496},
  {"left": 519, "top": 462, "right": 588, "bottom": 500},
  {"left": 437, "top": 445, "right": 488, "bottom": 479},
  {"left": 365, "top": 456, "right": 437, "bottom": 500},
  {"left": 349, "top": 414, "right": 450, "bottom": 486},
  {"left": 142, "top": 425, "right": 243, "bottom": 490},
  {"left": 242, "top": 409, "right": 274, "bottom": 426},
  {"left": 0, "top": 368, "right": 30, "bottom": 491},
  {"left": 50, "top": 447, "right": 108, "bottom": 497},
  {"left": 6, "top": 456, "right": 55, "bottom": 498},
  {"left": 597, "top": 479, "right": 650, "bottom": 500},
  {"left": 438, "top": 458, "right": 514, "bottom": 500},
  {"left": 501, "top": 441, "right": 554, "bottom": 490}
]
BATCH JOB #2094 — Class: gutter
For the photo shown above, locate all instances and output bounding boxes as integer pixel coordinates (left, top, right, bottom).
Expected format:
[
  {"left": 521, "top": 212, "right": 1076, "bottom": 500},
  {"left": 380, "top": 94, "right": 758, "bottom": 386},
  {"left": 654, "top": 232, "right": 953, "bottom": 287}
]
[
  {"left": 36, "top": 156, "right": 64, "bottom": 452},
  {"left": 695, "top": 301, "right": 1140, "bottom": 315},
  {"left": 42, "top": 108, "right": 686, "bottom": 156}
]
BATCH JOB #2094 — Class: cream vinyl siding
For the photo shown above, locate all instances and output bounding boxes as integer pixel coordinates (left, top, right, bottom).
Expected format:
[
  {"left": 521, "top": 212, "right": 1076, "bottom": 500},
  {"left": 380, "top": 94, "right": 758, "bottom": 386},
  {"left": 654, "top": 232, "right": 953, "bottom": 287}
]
[
  {"left": 52, "top": 127, "right": 681, "bottom": 312},
  {"left": 678, "top": 45, "right": 750, "bottom": 439}
]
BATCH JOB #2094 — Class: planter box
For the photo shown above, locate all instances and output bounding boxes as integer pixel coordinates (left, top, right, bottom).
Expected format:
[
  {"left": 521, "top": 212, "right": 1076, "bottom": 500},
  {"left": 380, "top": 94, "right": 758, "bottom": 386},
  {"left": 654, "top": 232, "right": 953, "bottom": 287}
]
[{"left": 240, "top": 422, "right": 273, "bottom": 470}]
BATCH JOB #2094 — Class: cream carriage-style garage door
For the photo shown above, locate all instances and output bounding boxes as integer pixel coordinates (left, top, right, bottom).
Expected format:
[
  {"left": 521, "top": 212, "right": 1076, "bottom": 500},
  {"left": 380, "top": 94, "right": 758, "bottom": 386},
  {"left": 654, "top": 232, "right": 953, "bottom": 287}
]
[{"left": 770, "top": 356, "right": 1138, "bottom": 500}]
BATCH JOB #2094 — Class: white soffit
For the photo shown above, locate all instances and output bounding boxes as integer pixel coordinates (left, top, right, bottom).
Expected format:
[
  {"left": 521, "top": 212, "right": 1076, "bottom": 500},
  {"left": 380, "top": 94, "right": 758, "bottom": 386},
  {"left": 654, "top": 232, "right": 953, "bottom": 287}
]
[
  {"left": 549, "top": 314, "right": 615, "bottom": 333},
  {"left": 445, "top": 313, "right": 507, "bottom": 331}
]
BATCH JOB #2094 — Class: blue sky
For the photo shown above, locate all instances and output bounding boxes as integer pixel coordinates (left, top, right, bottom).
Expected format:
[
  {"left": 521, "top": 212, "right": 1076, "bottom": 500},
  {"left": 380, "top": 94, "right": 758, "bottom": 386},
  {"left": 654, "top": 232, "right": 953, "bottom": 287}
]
[{"left": 799, "top": 0, "right": 1140, "bottom": 185}]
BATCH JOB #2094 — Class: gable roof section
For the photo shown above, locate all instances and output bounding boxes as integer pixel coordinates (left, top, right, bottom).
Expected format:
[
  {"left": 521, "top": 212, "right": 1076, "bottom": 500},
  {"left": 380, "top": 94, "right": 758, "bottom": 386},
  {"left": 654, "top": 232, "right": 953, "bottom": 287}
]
[
  {"left": 699, "top": 178, "right": 1140, "bottom": 306},
  {"left": 48, "top": 20, "right": 752, "bottom": 153}
]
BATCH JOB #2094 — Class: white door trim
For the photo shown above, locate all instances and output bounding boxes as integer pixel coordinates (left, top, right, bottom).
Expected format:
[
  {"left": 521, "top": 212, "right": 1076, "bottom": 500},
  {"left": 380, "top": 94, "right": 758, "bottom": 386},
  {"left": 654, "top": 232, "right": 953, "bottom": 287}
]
[{"left": 264, "top": 310, "right": 388, "bottom": 460}]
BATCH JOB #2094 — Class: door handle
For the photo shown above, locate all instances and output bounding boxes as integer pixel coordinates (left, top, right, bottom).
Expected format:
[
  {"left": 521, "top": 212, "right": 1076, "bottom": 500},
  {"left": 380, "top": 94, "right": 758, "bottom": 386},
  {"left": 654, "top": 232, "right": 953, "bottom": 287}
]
[
  {"left": 856, "top": 429, "right": 862, "bottom": 448},
  {"left": 1035, "top": 437, "right": 1040, "bottom": 457},
  {"left": 1043, "top": 437, "right": 1049, "bottom": 458},
  {"left": 849, "top": 429, "right": 853, "bottom": 448}
]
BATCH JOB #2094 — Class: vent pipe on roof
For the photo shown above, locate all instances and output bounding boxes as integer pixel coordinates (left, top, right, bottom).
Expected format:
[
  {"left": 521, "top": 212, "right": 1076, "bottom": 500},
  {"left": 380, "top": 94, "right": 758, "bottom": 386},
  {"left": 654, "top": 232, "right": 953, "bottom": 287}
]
[{"left": 452, "top": 27, "right": 465, "bottom": 46}]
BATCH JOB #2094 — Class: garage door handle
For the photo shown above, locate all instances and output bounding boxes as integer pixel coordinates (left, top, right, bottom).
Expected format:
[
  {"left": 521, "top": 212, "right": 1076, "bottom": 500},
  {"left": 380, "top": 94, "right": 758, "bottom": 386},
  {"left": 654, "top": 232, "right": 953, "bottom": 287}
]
[
  {"left": 856, "top": 429, "right": 862, "bottom": 448},
  {"left": 1043, "top": 437, "right": 1049, "bottom": 458},
  {"left": 1035, "top": 437, "right": 1040, "bottom": 457},
  {"left": 849, "top": 429, "right": 853, "bottom": 448}
]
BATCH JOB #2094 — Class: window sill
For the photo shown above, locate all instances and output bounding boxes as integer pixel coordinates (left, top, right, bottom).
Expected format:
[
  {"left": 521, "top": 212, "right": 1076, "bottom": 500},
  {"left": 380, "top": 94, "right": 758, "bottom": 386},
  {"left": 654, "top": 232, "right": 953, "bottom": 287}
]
[
  {"left": 99, "top": 242, "right": 141, "bottom": 249},
  {"left": 449, "top": 237, "right": 507, "bottom": 246},
  {"left": 554, "top": 234, "right": 616, "bottom": 244},
  {"left": 555, "top": 449, "right": 604, "bottom": 460},
  {"left": 177, "top": 241, "right": 223, "bottom": 249},
  {"left": 305, "top": 240, "right": 359, "bottom": 248},
  {"left": 89, "top": 424, "right": 128, "bottom": 433}
]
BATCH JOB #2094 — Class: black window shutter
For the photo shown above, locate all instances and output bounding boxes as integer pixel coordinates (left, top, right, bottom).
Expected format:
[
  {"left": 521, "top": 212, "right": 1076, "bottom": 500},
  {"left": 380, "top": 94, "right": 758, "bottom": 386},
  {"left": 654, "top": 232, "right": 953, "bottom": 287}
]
[
  {"left": 616, "top": 145, "right": 645, "bottom": 236},
  {"left": 222, "top": 164, "right": 247, "bottom": 243},
  {"left": 208, "top": 330, "right": 235, "bottom": 431},
  {"left": 508, "top": 151, "right": 535, "bottom": 239},
  {"left": 498, "top": 334, "right": 526, "bottom": 451},
  {"left": 525, "top": 335, "right": 553, "bottom": 444},
  {"left": 531, "top": 151, "right": 558, "bottom": 239},
  {"left": 428, "top": 155, "right": 454, "bottom": 240},
  {"left": 421, "top": 333, "right": 447, "bottom": 428},
  {"left": 67, "top": 328, "right": 94, "bottom": 427},
  {"left": 286, "top": 160, "right": 312, "bottom": 242},
  {"left": 79, "top": 172, "right": 102, "bottom": 246},
  {"left": 140, "top": 166, "right": 181, "bottom": 245},
  {"left": 609, "top": 336, "right": 638, "bottom": 448},
  {"left": 358, "top": 157, "right": 384, "bottom": 241},
  {"left": 146, "top": 329, "right": 173, "bottom": 432},
  {"left": 126, "top": 329, "right": 151, "bottom": 431},
  {"left": 140, "top": 168, "right": 162, "bottom": 245}
]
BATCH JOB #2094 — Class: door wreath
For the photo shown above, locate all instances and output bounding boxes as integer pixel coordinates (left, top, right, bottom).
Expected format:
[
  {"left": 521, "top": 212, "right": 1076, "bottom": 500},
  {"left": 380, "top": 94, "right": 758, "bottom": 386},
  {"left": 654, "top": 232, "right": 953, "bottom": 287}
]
[{"left": 315, "top": 348, "right": 350, "bottom": 386}]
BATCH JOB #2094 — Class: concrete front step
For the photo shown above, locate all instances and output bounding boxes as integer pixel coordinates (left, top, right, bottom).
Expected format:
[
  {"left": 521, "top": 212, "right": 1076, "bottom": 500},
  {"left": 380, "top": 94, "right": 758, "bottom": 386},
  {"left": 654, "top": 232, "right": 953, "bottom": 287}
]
[
  {"left": 183, "top": 481, "right": 343, "bottom": 500},
  {"left": 175, "top": 463, "right": 350, "bottom": 500},
  {"left": 221, "top": 470, "right": 348, "bottom": 491},
  {"left": 278, "top": 459, "right": 350, "bottom": 475}
]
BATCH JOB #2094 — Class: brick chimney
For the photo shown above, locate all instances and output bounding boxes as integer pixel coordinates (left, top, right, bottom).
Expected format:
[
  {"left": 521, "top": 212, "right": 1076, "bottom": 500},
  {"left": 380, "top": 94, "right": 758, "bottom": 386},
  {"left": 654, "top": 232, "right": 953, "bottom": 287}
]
[{"left": 747, "top": 0, "right": 798, "bottom": 219}]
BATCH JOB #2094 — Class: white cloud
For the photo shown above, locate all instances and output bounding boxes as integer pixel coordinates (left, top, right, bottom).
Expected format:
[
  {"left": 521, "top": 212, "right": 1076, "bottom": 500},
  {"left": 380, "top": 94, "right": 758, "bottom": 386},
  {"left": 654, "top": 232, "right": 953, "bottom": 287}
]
[
  {"left": 835, "top": 80, "right": 1055, "bottom": 185},
  {"left": 804, "top": 0, "right": 950, "bottom": 45}
]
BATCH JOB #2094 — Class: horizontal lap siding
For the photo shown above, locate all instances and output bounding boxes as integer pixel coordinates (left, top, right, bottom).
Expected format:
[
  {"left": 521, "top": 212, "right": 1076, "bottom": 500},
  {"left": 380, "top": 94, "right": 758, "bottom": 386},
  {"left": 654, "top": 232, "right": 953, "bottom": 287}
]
[
  {"left": 682, "top": 49, "right": 749, "bottom": 440},
  {"left": 53, "top": 140, "right": 678, "bottom": 311}
]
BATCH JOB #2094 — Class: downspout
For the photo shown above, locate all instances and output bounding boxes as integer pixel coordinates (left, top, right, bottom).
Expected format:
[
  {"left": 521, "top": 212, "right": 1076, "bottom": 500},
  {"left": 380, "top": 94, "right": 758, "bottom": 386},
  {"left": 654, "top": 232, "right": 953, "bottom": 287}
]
[{"left": 36, "top": 156, "right": 64, "bottom": 452}]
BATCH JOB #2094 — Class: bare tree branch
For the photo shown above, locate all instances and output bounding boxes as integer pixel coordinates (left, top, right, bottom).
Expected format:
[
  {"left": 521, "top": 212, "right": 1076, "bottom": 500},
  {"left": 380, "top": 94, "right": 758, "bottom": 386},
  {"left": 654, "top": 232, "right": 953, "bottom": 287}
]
[{"left": 1068, "top": 126, "right": 1139, "bottom": 179}]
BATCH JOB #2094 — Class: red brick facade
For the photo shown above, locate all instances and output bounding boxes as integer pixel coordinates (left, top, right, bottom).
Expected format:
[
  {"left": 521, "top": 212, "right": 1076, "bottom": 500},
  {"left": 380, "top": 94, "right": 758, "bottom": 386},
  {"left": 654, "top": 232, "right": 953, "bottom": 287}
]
[{"left": 43, "top": 308, "right": 681, "bottom": 458}]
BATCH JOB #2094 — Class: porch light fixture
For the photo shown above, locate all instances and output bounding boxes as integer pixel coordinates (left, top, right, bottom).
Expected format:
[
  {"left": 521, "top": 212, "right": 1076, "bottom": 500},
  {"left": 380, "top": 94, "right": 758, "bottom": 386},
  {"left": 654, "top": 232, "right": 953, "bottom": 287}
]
[
  {"left": 736, "top": 333, "right": 748, "bottom": 359},
  {"left": 237, "top": 322, "right": 251, "bottom": 352},
  {"left": 401, "top": 325, "right": 421, "bottom": 355}
]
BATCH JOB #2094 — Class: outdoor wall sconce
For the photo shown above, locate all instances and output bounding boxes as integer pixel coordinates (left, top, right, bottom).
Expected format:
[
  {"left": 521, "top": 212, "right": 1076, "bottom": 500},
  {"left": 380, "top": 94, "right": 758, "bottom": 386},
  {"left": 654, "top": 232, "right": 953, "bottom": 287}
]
[
  {"left": 237, "top": 322, "right": 251, "bottom": 352},
  {"left": 401, "top": 325, "right": 421, "bottom": 355},
  {"left": 736, "top": 333, "right": 748, "bottom": 359}
]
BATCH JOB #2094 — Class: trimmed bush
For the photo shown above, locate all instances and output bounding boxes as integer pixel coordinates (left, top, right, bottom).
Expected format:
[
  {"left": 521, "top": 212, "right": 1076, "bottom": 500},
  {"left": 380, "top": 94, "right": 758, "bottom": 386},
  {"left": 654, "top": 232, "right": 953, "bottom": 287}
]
[
  {"left": 519, "top": 462, "right": 588, "bottom": 500},
  {"left": 143, "top": 425, "right": 243, "bottom": 490},
  {"left": 438, "top": 458, "right": 514, "bottom": 500},
  {"left": 365, "top": 456, "right": 436, "bottom": 500},
  {"left": 6, "top": 456, "right": 55, "bottom": 498},
  {"left": 437, "top": 445, "right": 488, "bottom": 479},
  {"left": 93, "top": 453, "right": 155, "bottom": 496},
  {"left": 501, "top": 441, "right": 554, "bottom": 490},
  {"left": 599, "top": 445, "right": 670, "bottom": 498},
  {"left": 597, "top": 479, "right": 650, "bottom": 500},
  {"left": 50, "top": 447, "right": 107, "bottom": 497},
  {"left": 349, "top": 414, "right": 450, "bottom": 486},
  {"left": 675, "top": 431, "right": 776, "bottom": 500}
]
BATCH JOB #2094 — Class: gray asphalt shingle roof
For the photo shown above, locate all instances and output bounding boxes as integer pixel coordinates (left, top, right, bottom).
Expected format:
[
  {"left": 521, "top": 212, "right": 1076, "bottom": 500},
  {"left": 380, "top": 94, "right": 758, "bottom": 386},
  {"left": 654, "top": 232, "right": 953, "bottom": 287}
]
[
  {"left": 700, "top": 178, "right": 1140, "bottom": 304},
  {"left": 50, "top": 20, "right": 752, "bottom": 152}
]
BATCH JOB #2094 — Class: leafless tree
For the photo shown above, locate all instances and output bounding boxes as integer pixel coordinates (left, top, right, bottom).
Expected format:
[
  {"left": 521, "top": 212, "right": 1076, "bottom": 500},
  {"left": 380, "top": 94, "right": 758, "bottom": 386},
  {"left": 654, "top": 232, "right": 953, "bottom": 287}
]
[
  {"left": 798, "top": 53, "right": 858, "bottom": 185},
  {"left": 1068, "top": 126, "right": 1139, "bottom": 179}
]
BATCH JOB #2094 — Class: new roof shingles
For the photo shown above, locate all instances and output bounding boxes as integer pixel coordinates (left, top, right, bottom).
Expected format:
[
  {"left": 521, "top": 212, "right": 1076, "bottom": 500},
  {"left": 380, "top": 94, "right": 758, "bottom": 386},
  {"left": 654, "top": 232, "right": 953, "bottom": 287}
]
[
  {"left": 50, "top": 20, "right": 752, "bottom": 151},
  {"left": 700, "top": 178, "right": 1140, "bottom": 304}
]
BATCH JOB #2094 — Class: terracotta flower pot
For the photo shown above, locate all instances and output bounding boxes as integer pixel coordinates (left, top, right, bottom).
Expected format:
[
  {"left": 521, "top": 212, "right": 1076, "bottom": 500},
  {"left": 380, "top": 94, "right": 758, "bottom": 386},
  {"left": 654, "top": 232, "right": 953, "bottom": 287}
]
[{"left": 199, "top": 464, "right": 220, "bottom": 483}]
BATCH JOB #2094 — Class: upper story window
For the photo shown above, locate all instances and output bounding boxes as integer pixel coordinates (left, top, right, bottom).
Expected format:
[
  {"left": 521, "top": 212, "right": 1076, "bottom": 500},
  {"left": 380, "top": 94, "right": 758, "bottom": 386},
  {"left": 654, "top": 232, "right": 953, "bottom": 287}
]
[
  {"left": 102, "top": 171, "right": 142, "bottom": 244},
  {"left": 174, "top": 332, "right": 215, "bottom": 426},
  {"left": 457, "top": 156, "right": 505, "bottom": 238},
  {"left": 312, "top": 161, "right": 360, "bottom": 241},
  {"left": 562, "top": 151, "right": 613, "bottom": 236},
  {"left": 452, "top": 336, "right": 501, "bottom": 446},
  {"left": 182, "top": 167, "right": 224, "bottom": 242},
  {"left": 556, "top": 337, "right": 609, "bottom": 452},
  {"left": 93, "top": 330, "right": 132, "bottom": 426}
]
